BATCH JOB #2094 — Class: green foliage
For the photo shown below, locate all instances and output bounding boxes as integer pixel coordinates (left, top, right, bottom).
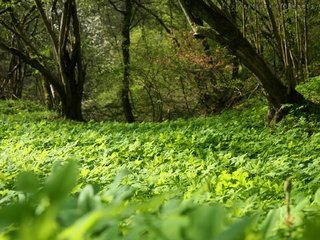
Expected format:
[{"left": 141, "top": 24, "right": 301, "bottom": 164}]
[
  {"left": 1, "top": 99, "right": 320, "bottom": 239},
  {"left": 0, "top": 100, "right": 57, "bottom": 121},
  {"left": 296, "top": 76, "right": 320, "bottom": 102}
]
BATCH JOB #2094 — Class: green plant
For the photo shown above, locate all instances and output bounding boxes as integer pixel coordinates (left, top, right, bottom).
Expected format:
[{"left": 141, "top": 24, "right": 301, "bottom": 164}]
[{"left": 1, "top": 99, "right": 320, "bottom": 239}]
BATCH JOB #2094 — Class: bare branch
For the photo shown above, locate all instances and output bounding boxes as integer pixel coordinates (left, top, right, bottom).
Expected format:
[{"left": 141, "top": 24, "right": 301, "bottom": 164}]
[
  {"left": 70, "top": 0, "right": 85, "bottom": 87},
  {"left": 0, "top": 19, "right": 40, "bottom": 57},
  {"left": 0, "top": 7, "right": 11, "bottom": 15},
  {"left": 236, "top": 0, "right": 268, "bottom": 21},
  {"left": 133, "top": 0, "right": 172, "bottom": 34},
  {"left": 33, "top": 0, "right": 59, "bottom": 56},
  {"left": 108, "top": 0, "right": 126, "bottom": 14},
  {"left": 0, "top": 37, "right": 62, "bottom": 95},
  {"left": 59, "top": 0, "right": 71, "bottom": 54}
]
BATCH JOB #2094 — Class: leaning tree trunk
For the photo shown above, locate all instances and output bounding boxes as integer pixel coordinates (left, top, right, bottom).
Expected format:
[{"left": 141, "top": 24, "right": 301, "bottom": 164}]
[{"left": 179, "top": 0, "right": 306, "bottom": 121}]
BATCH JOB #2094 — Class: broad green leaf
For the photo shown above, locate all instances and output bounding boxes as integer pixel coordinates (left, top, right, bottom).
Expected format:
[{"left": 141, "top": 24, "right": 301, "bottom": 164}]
[
  {"left": 44, "top": 161, "right": 78, "bottom": 203},
  {"left": 15, "top": 171, "right": 39, "bottom": 194}
]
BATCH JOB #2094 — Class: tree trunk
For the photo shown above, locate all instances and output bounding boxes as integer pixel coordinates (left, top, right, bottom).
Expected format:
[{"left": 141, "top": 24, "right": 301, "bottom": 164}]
[
  {"left": 179, "top": 0, "right": 306, "bottom": 121},
  {"left": 0, "top": 0, "right": 86, "bottom": 121},
  {"left": 229, "top": 0, "right": 239, "bottom": 80},
  {"left": 121, "top": 0, "right": 135, "bottom": 123},
  {"left": 7, "top": 54, "right": 24, "bottom": 99},
  {"left": 61, "top": 89, "right": 84, "bottom": 121},
  {"left": 5, "top": 35, "right": 25, "bottom": 99},
  {"left": 42, "top": 80, "right": 55, "bottom": 110}
]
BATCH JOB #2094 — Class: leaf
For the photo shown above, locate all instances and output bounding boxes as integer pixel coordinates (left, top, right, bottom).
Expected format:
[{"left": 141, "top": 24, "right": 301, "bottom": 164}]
[
  {"left": 44, "top": 161, "right": 78, "bottom": 203},
  {"left": 58, "top": 211, "right": 105, "bottom": 240},
  {"left": 15, "top": 171, "right": 39, "bottom": 194},
  {"left": 0, "top": 202, "right": 33, "bottom": 228},
  {"left": 186, "top": 205, "right": 226, "bottom": 240},
  {"left": 260, "top": 208, "right": 282, "bottom": 239},
  {"left": 215, "top": 215, "right": 254, "bottom": 240},
  {"left": 313, "top": 188, "right": 320, "bottom": 205},
  {"left": 78, "top": 185, "right": 101, "bottom": 212}
]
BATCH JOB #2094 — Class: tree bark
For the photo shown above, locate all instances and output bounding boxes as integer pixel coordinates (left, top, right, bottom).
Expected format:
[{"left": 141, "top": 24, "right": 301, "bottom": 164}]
[
  {"left": 179, "top": 0, "right": 306, "bottom": 121},
  {"left": 42, "top": 80, "right": 56, "bottom": 110},
  {"left": 0, "top": 0, "right": 85, "bottom": 121},
  {"left": 121, "top": 0, "right": 135, "bottom": 123},
  {"left": 7, "top": 53, "right": 25, "bottom": 99},
  {"left": 36, "top": 0, "right": 85, "bottom": 121},
  {"left": 229, "top": 0, "right": 239, "bottom": 80}
]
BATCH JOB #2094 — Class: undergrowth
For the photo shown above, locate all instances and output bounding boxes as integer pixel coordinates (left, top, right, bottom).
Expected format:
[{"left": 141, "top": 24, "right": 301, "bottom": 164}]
[{"left": 1, "top": 99, "right": 320, "bottom": 239}]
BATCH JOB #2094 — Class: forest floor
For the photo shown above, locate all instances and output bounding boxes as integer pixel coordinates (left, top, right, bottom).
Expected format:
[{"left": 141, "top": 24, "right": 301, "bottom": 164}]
[{"left": 1, "top": 84, "right": 320, "bottom": 239}]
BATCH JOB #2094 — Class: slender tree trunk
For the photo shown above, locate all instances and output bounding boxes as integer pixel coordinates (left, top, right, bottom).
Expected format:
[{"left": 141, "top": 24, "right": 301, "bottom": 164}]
[
  {"left": 229, "top": 0, "right": 239, "bottom": 79},
  {"left": 6, "top": 36, "right": 25, "bottom": 99},
  {"left": 303, "top": 0, "right": 309, "bottom": 76},
  {"left": 8, "top": 54, "right": 24, "bottom": 99},
  {"left": 42, "top": 79, "right": 55, "bottom": 110},
  {"left": 13, "top": 58, "right": 24, "bottom": 99},
  {"left": 121, "top": 0, "right": 135, "bottom": 123}
]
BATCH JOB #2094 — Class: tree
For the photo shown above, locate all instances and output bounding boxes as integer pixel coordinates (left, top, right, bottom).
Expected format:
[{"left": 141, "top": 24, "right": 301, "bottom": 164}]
[
  {"left": 178, "top": 0, "right": 309, "bottom": 121},
  {"left": 0, "top": 2, "right": 29, "bottom": 99},
  {"left": 0, "top": 0, "right": 86, "bottom": 121},
  {"left": 108, "top": 0, "right": 135, "bottom": 123},
  {"left": 0, "top": 37, "right": 26, "bottom": 100}
]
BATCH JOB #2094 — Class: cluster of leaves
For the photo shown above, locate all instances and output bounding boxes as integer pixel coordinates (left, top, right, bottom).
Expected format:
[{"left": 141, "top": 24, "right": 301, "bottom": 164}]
[
  {"left": 296, "top": 76, "right": 320, "bottom": 102},
  {"left": 0, "top": 100, "right": 58, "bottom": 121},
  {"left": 1, "top": 99, "right": 320, "bottom": 239},
  {"left": 0, "top": 161, "right": 254, "bottom": 240}
]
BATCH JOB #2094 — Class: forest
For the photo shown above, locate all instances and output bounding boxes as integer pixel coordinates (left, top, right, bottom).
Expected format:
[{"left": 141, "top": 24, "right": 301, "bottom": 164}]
[{"left": 1, "top": 0, "right": 320, "bottom": 239}]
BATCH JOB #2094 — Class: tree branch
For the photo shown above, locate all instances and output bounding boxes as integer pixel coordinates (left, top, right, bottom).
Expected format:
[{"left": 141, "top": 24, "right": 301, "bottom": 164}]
[
  {"left": 0, "top": 37, "right": 63, "bottom": 96},
  {"left": 59, "top": 0, "right": 71, "bottom": 54},
  {"left": 33, "top": 0, "right": 59, "bottom": 57},
  {"left": 133, "top": 0, "right": 172, "bottom": 35},
  {"left": 0, "top": 19, "right": 40, "bottom": 57},
  {"left": 0, "top": 7, "right": 11, "bottom": 15},
  {"left": 70, "top": 0, "right": 85, "bottom": 87},
  {"left": 108, "top": 0, "right": 126, "bottom": 14}
]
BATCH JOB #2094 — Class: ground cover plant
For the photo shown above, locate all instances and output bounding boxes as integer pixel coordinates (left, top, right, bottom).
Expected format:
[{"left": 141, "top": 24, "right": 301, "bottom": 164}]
[{"left": 1, "top": 99, "right": 320, "bottom": 239}]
